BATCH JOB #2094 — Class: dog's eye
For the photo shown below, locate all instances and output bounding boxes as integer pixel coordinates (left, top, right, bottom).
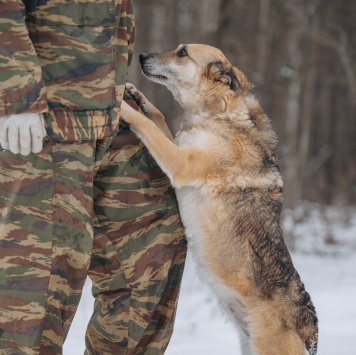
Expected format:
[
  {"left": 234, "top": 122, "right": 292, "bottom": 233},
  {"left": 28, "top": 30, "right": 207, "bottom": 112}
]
[{"left": 177, "top": 48, "right": 188, "bottom": 58}]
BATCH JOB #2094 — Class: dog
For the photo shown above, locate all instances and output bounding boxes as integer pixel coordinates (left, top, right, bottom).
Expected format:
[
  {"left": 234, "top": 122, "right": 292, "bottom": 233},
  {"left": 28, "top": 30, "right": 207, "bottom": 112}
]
[{"left": 120, "top": 44, "right": 318, "bottom": 355}]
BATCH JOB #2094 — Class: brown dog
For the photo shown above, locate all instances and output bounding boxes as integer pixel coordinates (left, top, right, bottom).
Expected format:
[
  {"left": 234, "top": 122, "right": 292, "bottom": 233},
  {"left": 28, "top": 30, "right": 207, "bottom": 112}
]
[{"left": 120, "top": 44, "right": 318, "bottom": 355}]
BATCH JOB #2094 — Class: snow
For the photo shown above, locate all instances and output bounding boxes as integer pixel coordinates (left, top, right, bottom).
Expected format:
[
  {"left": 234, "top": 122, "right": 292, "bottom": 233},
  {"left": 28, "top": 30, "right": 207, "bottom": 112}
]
[{"left": 64, "top": 208, "right": 356, "bottom": 355}]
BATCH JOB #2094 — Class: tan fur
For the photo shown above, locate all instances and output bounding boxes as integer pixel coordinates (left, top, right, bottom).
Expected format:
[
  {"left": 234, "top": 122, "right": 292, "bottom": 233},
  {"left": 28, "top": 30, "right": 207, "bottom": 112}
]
[{"left": 121, "top": 44, "right": 318, "bottom": 355}]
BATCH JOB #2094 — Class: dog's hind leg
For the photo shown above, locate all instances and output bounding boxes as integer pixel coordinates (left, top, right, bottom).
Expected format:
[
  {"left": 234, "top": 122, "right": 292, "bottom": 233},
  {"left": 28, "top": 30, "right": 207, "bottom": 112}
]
[
  {"left": 252, "top": 330, "right": 305, "bottom": 355},
  {"left": 250, "top": 315, "right": 305, "bottom": 355},
  {"left": 236, "top": 327, "right": 255, "bottom": 355},
  {"left": 222, "top": 299, "right": 255, "bottom": 355}
]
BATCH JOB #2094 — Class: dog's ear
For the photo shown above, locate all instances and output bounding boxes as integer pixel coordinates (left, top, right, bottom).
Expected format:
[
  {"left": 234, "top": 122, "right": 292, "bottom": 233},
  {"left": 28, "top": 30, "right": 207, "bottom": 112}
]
[
  {"left": 208, "top": 61, "right": 252, "bottom": 93},
  {"left": 229, "top": 65, "right": 252, "bottom": 93}
]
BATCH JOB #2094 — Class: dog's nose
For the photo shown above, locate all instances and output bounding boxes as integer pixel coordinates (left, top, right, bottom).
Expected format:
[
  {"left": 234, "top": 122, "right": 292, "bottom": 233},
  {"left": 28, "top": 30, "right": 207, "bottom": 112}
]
[{"left": 139, "top": 53, "right": 149, "bottom": 63}]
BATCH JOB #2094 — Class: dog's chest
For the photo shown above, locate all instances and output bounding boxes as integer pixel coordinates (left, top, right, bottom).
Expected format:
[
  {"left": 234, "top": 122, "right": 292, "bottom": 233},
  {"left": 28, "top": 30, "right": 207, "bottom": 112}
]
[
  {"left": 175, "top": 186, "right": 207, "bottom": 259},
  {"left": 175, "top": 186, "right": 203, "bottom": 240},
  {"left": 174, "top": 125, "right": 212, "bottom": 149},
  {"left": 174, "top": 127, "right": 217, "bottom": 260}
]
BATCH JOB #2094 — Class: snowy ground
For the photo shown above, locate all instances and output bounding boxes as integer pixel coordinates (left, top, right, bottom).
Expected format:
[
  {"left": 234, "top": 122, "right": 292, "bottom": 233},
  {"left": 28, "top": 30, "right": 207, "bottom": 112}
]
[{"left": 64, "top": 207, "right": 356, "bottom": 354}]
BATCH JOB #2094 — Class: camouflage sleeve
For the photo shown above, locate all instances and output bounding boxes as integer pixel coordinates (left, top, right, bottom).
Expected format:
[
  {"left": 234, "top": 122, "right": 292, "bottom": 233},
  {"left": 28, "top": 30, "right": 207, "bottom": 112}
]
[
  {"left": 127, "top": 7, "right": 135, "bottom": 69},
  {"left": 123, "top": 0, "right": 135, "bottom": 103},
  {"left": 0, "top": 0, "right": 48, "bottom": 117}
]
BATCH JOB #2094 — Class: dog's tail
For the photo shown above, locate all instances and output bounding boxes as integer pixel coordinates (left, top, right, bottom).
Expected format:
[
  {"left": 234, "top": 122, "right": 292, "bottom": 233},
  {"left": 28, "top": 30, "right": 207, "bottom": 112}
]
[
  {"left": 303, "top": 301, "right": 318, "bottom": 355},
  {"left": 295, "top": 282, "right": 318, "bottom": 355},
  {"left": 285, "top": 273, "right": 318, "bottom": 355},
  {"left": 306, "top": 338, "right": 318, "bottom": 355}
]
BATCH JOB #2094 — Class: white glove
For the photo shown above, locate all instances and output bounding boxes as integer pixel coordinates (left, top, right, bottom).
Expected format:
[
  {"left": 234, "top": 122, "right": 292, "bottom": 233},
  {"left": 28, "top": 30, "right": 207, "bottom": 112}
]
[{"left": 0, "top": 113, "right": 46, "bottom": 156}]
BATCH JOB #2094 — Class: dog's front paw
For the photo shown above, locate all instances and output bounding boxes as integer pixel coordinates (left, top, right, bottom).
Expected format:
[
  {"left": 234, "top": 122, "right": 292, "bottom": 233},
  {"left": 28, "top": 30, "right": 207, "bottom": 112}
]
[
  {"left": 126, "top": 83, "right": 161, "bottom": 119},
  {"left": 126, "top": 83, "right": 149, "bottom": 111}
]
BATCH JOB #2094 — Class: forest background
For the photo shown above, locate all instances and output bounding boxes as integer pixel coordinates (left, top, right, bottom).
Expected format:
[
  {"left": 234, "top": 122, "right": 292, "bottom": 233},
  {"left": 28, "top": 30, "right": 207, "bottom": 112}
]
[
  {"left": 63, "top": 2, "right": 356, "bottom": 353},
  {"left": 129, "top": 0, "right": 356, "bottom": 247}
]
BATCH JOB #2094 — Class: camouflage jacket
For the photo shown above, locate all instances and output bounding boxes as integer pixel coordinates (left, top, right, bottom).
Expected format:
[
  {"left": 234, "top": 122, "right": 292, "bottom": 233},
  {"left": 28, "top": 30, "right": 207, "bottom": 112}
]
[{"left": 0, "top": 0, "right": 135, "bottom": 140}]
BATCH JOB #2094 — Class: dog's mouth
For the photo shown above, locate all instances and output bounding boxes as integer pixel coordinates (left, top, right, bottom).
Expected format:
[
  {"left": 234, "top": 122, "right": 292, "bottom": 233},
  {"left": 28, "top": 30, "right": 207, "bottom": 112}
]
[
  {"left": 151, "top": 73, "right": 167, "bottom": 80},
  {"left": 139, "top": 54, "right": 171, "bottom": 82},
  {"left": 141, "top": 65, "right": 168, "bottom": 81}
]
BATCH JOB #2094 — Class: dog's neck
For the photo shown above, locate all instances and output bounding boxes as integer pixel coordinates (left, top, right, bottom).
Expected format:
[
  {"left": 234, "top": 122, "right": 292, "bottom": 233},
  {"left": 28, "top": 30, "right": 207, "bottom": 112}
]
[
  {"left": 167, "top": 85, "right": 199, "bottom": 114},
  {"left": 176, "top": 88, "right": 250, "bottom": 120},
  {"left": 171, "top": 90, "right": 222, "bottom": 116},
  {"left": 166, "top": 81, "right": 253, "bottom": 129}
]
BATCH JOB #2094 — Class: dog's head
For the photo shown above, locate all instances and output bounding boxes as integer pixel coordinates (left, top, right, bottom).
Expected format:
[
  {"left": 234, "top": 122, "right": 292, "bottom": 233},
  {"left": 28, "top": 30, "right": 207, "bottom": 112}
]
[{"left": 139, "top": 44, "right": 252, "bottom": 113}]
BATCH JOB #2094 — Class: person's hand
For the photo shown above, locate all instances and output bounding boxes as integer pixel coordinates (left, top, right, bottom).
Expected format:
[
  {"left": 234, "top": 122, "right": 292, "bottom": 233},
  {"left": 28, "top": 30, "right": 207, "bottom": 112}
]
[{"left": 0, "top": 113, "right": 46, "bottom": 155}]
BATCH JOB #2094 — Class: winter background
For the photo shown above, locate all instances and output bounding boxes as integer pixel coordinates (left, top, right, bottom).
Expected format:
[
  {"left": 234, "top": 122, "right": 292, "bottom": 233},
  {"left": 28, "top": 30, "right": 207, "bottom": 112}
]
[
  {"left": 64, "top": 2, "right": 356, "bottom": 352},
  {"left": 64, "top": 204, "right": 356, "bottom": 355}
]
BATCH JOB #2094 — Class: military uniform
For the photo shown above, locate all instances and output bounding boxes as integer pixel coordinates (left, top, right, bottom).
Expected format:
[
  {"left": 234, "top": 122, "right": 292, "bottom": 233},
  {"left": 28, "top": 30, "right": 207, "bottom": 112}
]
[{"left": 0, "top": 1, "right": 186, "bottom": 354}]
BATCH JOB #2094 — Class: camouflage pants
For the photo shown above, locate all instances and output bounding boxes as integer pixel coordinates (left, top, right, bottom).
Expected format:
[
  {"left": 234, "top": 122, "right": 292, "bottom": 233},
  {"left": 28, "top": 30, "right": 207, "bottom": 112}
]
[{"left": 0, "top": 126, "right": 187, "bottom": 355}]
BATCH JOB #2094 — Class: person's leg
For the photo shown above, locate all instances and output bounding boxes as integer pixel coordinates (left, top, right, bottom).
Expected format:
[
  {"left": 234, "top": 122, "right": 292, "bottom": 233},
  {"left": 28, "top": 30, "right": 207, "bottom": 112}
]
[
  {"left": 86, "top": 126, "right": 187, "bottom": 355},
  {"left": 0, "top": 141, "right": 99, "bottom": 355}
]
